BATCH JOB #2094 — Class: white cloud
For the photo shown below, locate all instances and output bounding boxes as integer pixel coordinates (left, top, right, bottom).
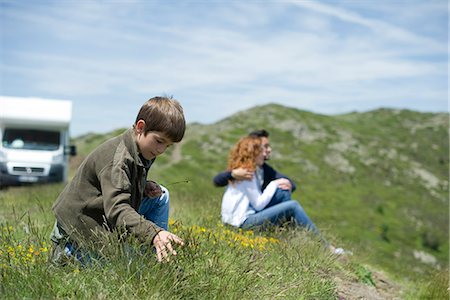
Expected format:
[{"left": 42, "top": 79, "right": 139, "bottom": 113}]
[
  {"left": 0, "top": 0, "right": 447, "bottom": 136},
  {"left": 288, "top": 0, "right": 445, "bottom": 51}
]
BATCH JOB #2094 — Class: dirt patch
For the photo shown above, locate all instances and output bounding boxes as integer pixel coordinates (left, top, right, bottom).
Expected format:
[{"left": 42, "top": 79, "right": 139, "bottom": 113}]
[{"left": 335, "top": 269, "right": 403, "bottom": 300}]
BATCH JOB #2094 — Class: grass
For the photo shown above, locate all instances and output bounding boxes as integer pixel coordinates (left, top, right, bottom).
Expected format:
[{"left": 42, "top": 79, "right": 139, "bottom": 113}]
[
  {"left": 0, "top": 183, "right": 448, "bottom": 299},
  {"left": 1, "top": 105, "right": 448, "bottom": 299},
  {"left": 1, "top": 185, "right": 342, "bottom": 299}
]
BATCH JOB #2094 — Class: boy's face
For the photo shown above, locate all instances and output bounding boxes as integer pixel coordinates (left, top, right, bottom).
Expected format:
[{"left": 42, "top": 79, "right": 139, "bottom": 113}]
[
  {"left": 135, "top": 120, "right": 173, "bottom": 160},
  {"left": 137, "top": 131, "right": 173, "bottom": 160}
]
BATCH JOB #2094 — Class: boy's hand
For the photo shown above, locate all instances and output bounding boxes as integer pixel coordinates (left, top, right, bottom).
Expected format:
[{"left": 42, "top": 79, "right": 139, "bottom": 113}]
[
  {"left": 145, "top": 180, "right": 162, "bottom": 198},
  {"left": 153, "top": 231, "right": 184, "bottom": 262},
  {"left": 231, "top": 168, "right": 253, "bottom": 181}
]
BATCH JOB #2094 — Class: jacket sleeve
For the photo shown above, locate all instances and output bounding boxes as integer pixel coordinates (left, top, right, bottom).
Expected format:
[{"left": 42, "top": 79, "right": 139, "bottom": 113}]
[
  {"left": 100, "top": 161, "right": 162, "bottom": 243},
  {"left": 263, "top": 163, "right": 297, "bottom": 192},
  {"left": 213, "top": 170, "right": 233, "bottom": 187}
]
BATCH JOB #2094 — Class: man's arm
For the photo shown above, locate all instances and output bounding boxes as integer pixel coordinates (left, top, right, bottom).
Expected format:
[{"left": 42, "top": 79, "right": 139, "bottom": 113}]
[
  {"left": 275, "top": 171, "right": 296, "bottom": 192},
  {"left": 263, "top": 163, "right": 297, "bottom": 192},
  {"left": 213, "top": 170, "right": 233, "bottom": 187}
]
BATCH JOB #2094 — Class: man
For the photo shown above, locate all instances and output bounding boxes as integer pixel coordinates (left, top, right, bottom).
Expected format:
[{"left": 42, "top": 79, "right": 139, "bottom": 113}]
[{"left": 213, "top": 129, "right": 296, "bottom": 208}]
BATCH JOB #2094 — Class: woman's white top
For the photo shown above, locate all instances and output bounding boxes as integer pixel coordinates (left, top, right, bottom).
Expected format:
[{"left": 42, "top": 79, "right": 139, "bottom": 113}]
[{"left": 221, "top": 175, "right": 278, "bottom": 227}]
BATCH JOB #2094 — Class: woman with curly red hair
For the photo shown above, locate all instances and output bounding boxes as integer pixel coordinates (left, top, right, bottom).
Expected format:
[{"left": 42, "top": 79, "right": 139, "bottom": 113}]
[
  {"left": 220, "top": 136, "right": 350, "bottom": 255},
  {"left": 221, "top": 136, "right": 321, "bottom": 235}
]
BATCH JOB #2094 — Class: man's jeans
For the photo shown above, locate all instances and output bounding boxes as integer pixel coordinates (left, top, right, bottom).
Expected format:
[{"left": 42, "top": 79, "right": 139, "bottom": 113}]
[
  {"left": 265, "top": 187, "right": 292, "bottom": 208},
  {"left": 242, "top": 188, "right": 320, "bottom": 237}
]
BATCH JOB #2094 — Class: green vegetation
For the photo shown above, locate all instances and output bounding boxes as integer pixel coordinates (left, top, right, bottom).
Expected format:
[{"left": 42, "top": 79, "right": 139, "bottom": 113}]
[{"left": 1, "top": 104, "right": 448, "bottom": 299}]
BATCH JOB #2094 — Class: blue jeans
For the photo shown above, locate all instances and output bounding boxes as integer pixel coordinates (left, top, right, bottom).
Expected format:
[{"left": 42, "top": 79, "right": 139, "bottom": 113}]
[
  {"left": 265, "top": 188, "right": 292, "bottom": 208},
  {"left": 242, "top": 200, "right": 319, "bottom": 235},
  {"left": 242, "top": 200, "right": 328, "bottom": 246},
  {"left": 138, "top": 186, "right": 170, "bottom": 257},
  {"left": 138, "top": 185, "right": 170, "bottom": 230}
]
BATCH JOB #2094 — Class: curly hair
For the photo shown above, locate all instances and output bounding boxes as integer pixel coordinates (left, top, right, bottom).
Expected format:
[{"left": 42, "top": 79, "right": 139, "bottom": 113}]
[{"left": 227, "top": 136, "right": 262, "bottom": 172}]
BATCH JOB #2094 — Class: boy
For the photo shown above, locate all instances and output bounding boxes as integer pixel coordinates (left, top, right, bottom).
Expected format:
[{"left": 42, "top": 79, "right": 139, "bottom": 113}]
[{"left": 51, "top": 96, "right": 185, "bottom": 263}]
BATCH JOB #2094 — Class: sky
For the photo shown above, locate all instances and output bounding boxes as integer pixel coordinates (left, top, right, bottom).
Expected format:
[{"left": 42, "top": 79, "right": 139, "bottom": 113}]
[{"left": 0, "top": 0, "right": 448, "bottom": 136}]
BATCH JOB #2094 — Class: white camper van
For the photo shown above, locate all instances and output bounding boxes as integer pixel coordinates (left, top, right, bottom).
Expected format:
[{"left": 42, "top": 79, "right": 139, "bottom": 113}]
[{"left": 0, "top": 96, "right": 76, "bottom": 187}]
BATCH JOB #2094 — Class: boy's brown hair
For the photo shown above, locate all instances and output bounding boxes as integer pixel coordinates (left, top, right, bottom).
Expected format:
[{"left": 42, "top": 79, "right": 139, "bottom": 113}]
[{"left": 134, "top": 96, "right": 186, "bottom": 142}]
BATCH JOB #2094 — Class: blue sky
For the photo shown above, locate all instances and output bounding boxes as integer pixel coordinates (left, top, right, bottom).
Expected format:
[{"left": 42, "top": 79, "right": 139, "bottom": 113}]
[{"left": 1, "top": 0, "right": 448, "bottom": 136}]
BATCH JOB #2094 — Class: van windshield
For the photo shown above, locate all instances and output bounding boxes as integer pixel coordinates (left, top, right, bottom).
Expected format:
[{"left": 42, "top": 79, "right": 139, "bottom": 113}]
[{"left": 2, "top": 128, "right": 60, "bottom": 151}]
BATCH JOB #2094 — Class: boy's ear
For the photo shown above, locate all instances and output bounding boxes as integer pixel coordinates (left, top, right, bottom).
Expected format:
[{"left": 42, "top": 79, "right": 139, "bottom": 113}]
[{"left": 136, "top": 120, "right": 146, "bottom": 133}]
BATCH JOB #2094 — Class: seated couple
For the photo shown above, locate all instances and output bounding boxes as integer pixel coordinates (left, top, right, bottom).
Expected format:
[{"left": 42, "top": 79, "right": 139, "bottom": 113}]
[{"left": 214, "top": 130, "right": 338, "bottom": 251}]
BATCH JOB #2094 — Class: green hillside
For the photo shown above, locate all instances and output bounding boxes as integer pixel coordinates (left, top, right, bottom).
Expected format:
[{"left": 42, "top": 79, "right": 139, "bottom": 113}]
[
  {"left": 1, "top": 104, "right": 448, "bottom": 299},
  {"left": 75, "top": 104, "right": 449, "bottom": 281},
  {"left": 76, "top": 105, "right": 448, "bottom": 273}
]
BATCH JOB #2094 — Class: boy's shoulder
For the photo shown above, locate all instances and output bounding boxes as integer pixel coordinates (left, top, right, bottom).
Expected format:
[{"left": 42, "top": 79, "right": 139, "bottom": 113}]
[{"left": 87, "top": 128, "right": 137, "bottom": 163}]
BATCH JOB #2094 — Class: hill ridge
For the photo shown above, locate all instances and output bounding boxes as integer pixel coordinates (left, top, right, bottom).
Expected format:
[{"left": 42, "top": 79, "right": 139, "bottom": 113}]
[{"left": 72, "top": 104, "right": 449, "bottom": 290}]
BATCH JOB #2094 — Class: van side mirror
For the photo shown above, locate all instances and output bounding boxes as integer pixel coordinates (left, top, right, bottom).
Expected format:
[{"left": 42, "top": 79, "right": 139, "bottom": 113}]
[{"left": 65, "top": 145, "right": 77, "bottom": 156}]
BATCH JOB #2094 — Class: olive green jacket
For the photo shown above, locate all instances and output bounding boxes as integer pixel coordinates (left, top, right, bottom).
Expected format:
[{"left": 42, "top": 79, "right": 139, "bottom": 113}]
[{"left": 52, "top": 128, "right": 161, "bottom": 245}]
